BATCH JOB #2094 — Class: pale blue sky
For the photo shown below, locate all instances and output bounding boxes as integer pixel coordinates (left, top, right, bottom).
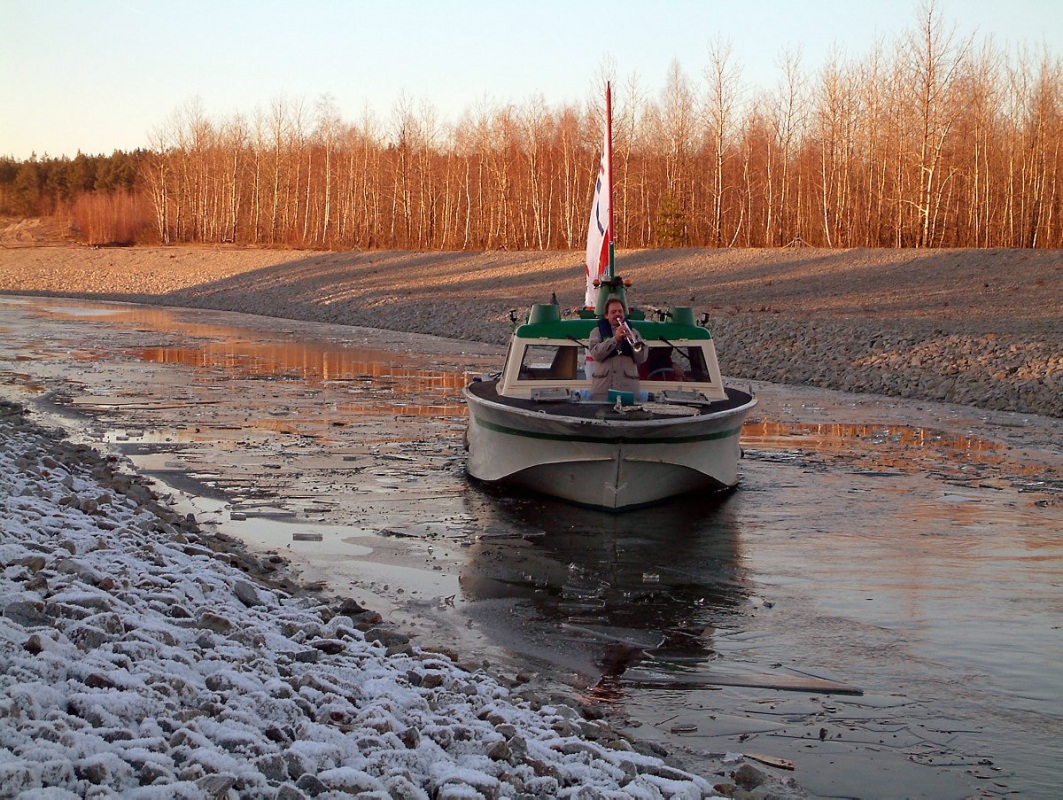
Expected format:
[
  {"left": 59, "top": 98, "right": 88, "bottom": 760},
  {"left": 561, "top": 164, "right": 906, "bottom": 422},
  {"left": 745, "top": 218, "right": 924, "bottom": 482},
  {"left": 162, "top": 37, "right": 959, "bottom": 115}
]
[{"left": 2, "top": 0, "right": 1059, "bottom": 160}]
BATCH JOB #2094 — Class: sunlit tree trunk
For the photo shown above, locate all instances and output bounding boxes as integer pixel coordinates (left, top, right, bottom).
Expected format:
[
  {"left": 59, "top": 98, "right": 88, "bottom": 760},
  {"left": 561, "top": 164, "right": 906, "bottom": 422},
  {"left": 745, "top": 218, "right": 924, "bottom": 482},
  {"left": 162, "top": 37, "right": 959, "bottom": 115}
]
[
  {"left": 520, "top": 95, "right": 550, "bottom": 249},
  {"left": 617, "top": 72, "right": 645, "bottom": 248},
  {"left": 556, "top": 108, "right": 581, "bottom": 248},
  {"left": 766, "top": 49, "right": 804, "bottom": 246},
  {"left": 704, "top": 43, "right": 740, "bottom": 247},
  {"left": 906, "top": 0, "right": 971, "bottom": 247},
  {"left": 314, "top": 95, "right": 341, "bottom": 247}
]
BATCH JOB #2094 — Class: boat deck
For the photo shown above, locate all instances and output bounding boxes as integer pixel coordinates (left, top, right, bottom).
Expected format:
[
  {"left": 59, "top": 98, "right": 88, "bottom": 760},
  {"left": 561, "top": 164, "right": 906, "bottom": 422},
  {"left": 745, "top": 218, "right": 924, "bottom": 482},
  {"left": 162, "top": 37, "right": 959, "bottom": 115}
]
[{"left": 466, "top": 379, "right": 754, "bottom": 421}]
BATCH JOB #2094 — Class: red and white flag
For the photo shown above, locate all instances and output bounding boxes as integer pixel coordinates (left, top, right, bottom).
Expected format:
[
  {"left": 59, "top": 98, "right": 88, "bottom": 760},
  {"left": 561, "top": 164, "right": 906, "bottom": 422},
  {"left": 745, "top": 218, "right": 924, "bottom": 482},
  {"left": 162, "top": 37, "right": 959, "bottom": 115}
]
[{"left": 584, "top": 120, "right": 611, "bottom": 308}]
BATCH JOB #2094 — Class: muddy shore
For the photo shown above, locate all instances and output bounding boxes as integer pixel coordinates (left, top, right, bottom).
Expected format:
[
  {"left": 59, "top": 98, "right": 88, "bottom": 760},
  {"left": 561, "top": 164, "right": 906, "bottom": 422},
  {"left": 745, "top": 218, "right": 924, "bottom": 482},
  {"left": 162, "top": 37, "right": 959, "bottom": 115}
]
[{"left": 0, "top": 243, "right": 1060, "bottom": 418}]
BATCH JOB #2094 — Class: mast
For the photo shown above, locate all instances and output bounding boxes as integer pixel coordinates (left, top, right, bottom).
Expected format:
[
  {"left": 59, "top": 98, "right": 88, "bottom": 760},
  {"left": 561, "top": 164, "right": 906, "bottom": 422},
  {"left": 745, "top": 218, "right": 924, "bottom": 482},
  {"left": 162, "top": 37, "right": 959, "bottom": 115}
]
[
  {"left": 585, "top": 81, "right": 625, "bottom": 315},
  {"left": 606, "top": 81, "right": 615, "bottom": 281}
]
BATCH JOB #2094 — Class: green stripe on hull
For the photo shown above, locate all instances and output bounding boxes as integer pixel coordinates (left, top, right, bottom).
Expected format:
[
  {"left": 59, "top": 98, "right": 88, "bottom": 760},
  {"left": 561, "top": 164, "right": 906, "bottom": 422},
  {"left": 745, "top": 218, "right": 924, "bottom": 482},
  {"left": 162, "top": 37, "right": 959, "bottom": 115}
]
[{"left": 474, "top": 418, "right": 743, "bottom": 445}]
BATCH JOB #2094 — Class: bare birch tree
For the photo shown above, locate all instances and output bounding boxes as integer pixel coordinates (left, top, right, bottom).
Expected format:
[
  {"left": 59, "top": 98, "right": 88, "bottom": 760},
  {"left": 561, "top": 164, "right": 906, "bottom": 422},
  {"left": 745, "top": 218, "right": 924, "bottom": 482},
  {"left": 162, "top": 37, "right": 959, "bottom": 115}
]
[
  {"left": 703, "top": 41, "right": 741, "bottom": 246},
  {"left": 114, "top": 0, "right": 1060, "bottom": 254},
  {"left": 905, "top": 0, "right": 972, "bottom": 247}
]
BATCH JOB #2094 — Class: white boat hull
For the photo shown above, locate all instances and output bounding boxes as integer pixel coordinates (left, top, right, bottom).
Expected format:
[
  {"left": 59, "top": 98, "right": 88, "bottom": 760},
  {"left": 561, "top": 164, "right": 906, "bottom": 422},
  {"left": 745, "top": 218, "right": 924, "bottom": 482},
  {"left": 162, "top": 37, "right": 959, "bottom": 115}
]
[{"left": 464, "top": 384, "right": 756, "bottom": 511}]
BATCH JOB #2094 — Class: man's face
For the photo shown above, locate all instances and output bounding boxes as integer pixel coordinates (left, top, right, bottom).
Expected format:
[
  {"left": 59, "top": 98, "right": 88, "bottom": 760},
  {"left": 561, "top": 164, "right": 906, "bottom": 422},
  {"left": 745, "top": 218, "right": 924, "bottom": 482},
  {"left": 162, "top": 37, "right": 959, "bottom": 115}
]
[{"left": 606, "top": 303, "right": 625, "bottom": 325}]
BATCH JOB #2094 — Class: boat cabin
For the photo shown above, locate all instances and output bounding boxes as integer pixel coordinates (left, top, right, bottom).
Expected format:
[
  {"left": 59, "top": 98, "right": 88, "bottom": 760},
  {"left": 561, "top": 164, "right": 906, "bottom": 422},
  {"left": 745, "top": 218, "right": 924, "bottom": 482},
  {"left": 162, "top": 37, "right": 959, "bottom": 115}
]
[{"left": 496, "top": 303, "right": 728, "bottom": 402}]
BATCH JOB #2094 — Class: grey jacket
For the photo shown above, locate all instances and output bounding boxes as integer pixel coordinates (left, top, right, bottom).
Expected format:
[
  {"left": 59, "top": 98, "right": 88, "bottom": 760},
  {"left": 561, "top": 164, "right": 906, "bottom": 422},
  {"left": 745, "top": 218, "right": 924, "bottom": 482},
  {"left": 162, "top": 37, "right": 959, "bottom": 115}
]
[{"left": 588, "top": 321, "right": 648, "bottom": 398}]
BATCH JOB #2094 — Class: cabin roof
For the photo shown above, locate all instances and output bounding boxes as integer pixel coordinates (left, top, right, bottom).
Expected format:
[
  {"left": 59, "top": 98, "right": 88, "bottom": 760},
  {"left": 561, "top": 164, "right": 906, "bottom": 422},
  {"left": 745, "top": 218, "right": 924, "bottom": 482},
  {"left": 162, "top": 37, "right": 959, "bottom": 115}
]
[{"left": 514, "top": 318, "right": 713, "bottom": 342}]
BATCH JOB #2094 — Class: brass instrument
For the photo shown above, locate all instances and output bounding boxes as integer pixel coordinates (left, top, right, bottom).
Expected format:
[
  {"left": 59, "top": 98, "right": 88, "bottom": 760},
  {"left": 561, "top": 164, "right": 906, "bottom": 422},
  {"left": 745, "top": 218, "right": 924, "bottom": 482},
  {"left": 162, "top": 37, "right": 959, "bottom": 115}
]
[{"left": 619, "top": 321, "right": 645, "bottom": 354}]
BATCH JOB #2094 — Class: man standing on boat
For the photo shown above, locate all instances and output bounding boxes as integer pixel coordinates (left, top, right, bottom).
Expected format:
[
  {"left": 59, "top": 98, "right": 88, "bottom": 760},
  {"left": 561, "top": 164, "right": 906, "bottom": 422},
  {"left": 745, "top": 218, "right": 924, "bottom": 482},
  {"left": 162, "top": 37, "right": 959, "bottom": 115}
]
[{"left": 588, "top": 296, "right": 648, "bottom": 399}]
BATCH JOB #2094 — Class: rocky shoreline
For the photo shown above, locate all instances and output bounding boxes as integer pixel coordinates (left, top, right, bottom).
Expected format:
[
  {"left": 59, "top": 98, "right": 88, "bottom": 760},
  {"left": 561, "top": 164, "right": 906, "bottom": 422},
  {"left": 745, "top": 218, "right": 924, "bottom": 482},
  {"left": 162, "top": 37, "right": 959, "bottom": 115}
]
[
  {"left": 2, "top": 399, "right": 808, "bottom": 797},
  {"left": 709, "top": 314, "right": 1060, "bottom": 417},
  {"left": 0, "top": 244, "right": 1060, "bottom": 417}
]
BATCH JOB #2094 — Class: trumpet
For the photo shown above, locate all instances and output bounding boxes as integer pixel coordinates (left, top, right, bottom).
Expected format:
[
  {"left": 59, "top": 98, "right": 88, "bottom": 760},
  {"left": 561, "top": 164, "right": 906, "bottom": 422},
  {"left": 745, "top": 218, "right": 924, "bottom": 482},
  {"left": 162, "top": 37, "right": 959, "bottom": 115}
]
[{"left": 619, "top": 321, "right": 645, "bottom": 353}]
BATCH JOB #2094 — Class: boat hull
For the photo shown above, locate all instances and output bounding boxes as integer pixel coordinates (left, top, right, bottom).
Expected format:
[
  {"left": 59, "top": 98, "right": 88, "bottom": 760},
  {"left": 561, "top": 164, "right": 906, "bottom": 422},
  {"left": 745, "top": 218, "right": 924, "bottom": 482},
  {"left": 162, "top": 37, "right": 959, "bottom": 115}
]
[{"left": 464, "top": 383, "right": 756, "bottom": 511}]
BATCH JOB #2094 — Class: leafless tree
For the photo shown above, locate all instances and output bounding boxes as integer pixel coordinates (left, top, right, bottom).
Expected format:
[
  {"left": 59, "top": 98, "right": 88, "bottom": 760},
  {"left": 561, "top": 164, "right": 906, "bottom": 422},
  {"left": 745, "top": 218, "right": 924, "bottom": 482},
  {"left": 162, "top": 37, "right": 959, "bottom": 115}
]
[
  {"left": 703, "top": 41, "right": 741, "bottom": 246},
  {"left": 127, "top": 1, "right": 1059, "bottom": 252}
]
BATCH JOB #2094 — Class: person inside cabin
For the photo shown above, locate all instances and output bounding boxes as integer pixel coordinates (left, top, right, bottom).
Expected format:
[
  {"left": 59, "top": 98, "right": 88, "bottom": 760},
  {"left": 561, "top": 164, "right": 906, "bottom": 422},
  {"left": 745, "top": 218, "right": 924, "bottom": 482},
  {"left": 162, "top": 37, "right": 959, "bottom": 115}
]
[
  {"left": 588, "top": 295, "right": 648, "bottom": 399},
  {"left": 644, "top": 345, "right": 685, "bottom": 381}
]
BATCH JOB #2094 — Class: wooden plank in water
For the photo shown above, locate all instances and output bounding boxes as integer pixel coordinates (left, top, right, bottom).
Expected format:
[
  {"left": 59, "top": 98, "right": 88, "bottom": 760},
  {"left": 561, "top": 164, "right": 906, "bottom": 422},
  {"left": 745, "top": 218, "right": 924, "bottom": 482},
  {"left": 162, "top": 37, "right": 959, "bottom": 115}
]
[
  {"left": 745, "top": 753, "right": 795, "bottom": 770},
  {"left": 622, "top": 668, "right": 863, "bottom": 695}
]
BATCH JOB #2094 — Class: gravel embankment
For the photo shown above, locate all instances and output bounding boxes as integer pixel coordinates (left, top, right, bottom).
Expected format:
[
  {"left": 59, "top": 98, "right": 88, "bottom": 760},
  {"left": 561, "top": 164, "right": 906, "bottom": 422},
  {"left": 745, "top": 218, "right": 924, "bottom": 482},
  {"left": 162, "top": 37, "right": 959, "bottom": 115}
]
[{"left": 1, "top": 244, "right": 1060, "bottom": 418}]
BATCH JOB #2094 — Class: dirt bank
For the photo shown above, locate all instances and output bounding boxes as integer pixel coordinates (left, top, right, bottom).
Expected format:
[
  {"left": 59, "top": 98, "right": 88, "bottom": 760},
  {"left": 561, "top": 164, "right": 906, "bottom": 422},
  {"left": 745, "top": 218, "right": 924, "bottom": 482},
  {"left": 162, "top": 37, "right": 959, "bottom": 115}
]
[{"left": 1, "top": 242, "right": 1060, "bottom": 417}]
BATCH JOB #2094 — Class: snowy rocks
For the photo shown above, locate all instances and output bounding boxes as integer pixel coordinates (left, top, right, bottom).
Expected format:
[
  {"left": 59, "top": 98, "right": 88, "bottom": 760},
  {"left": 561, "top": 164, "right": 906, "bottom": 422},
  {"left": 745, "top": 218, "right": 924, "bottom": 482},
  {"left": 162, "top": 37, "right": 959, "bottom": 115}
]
[
  {"left": 3, "top": 600, "right": 52, "bottom": 629},
  {"left": 234, "top": 578, "right": 266, "bottom": 608},
  {"left": 1, "top": 401, "right": 731, "bottom": 798}
]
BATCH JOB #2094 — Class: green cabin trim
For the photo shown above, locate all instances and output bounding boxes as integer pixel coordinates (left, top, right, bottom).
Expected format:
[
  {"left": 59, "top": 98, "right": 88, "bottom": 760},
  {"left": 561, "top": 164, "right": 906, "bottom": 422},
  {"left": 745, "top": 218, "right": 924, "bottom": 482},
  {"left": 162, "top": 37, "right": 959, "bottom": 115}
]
[{"left": 515, "top": 318, "right": 713, "bottom": 342}]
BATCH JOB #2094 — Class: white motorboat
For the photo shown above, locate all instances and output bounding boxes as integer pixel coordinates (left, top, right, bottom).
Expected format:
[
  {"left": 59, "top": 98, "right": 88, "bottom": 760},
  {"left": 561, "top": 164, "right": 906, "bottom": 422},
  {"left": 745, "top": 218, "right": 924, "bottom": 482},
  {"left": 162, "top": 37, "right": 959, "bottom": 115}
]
[
  {"left": 463, "top": 82, "right": 757, "bottom": 510},
  {"left": 463, "top": 299, "right": 757, "bottom": 510}
]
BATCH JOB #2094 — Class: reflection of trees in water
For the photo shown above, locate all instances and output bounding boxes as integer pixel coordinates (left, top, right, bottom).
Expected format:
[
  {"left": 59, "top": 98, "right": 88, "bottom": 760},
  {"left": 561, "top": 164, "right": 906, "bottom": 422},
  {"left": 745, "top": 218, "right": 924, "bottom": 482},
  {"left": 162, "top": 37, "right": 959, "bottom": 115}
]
[{"left": 460, "top": 485, "right": 749, "bottom": 686}]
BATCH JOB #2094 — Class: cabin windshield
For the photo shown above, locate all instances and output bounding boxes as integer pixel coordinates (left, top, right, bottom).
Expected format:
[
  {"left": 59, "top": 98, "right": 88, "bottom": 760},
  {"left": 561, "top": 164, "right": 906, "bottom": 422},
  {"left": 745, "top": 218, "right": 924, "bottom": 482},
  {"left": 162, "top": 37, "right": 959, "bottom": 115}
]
[
  {"left": 497, "top": 331, "right": 726, "bottom": 401},
  {"left": 641, "top": 344, "right": 710, "bottom": 382},
  {"left": 516, "top": 344, "right": 587, "bottom": 382},
  {"left": 509, "top": 341, "right": 712, "bottom": 384}
]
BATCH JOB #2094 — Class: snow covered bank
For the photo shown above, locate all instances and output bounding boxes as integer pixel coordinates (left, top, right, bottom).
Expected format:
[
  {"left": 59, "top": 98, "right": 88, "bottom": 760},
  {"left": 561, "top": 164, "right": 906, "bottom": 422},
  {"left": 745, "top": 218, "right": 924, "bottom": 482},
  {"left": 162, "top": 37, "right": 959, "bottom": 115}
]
[{"left": 1, "top": 400, "right": 799, "bottom": 798}]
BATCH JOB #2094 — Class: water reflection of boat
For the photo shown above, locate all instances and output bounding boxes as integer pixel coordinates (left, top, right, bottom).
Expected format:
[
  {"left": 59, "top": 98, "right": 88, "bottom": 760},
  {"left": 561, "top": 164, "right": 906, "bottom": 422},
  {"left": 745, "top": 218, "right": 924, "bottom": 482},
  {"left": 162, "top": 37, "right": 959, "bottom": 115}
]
[
  {"left": 463, "top": 84, "right": 756, "bottom": 511},
  {"left": 459, "top": 485, "right": 745, "bottom": 688}
]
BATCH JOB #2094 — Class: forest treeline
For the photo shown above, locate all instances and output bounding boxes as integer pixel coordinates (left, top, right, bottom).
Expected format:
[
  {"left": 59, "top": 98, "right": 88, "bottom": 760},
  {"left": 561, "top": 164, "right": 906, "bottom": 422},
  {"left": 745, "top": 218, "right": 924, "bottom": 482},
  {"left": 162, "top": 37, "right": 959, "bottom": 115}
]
[{"left": 2, "top": 5, "right": 1060, "bottom": 250}]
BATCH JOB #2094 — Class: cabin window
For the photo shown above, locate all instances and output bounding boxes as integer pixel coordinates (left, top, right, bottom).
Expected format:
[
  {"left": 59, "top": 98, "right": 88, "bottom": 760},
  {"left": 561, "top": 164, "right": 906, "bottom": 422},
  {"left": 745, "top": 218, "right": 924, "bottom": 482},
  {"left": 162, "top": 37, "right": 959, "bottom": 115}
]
[
  {"left": 642, "top": 345, "right": 711, "bottom": 382},
  {"left": 684, "top": 347, "right": 711, "bottom": 381},
  {"left": 516, "top": 344, "right": 585, "bottom": 381}
]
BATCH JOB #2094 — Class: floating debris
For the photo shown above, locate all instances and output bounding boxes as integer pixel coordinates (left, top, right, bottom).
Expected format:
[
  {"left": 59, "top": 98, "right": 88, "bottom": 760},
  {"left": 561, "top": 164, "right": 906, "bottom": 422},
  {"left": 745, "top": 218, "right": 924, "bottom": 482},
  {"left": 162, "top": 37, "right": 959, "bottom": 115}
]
[
  {"left": 745, "top": 753, "right": 795, "bottom": 771},
  {"left": 670, "top": 723, "right": 698, "bottom": 734}
]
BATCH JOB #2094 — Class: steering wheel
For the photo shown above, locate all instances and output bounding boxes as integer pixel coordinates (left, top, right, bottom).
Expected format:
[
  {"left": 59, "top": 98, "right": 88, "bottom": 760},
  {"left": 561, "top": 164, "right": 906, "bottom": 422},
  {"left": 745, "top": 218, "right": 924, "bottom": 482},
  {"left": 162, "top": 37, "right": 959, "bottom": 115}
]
[{"left": 646, "top": 367, "right": 677, "bottom": 379}]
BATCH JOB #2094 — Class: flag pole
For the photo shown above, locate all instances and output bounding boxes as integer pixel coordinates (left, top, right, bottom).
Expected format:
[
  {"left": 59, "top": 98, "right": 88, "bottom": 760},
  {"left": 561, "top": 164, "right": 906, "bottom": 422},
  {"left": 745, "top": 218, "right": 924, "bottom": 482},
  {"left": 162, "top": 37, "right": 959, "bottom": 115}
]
[{"left": 606, "top": 82, "right": 615, "bottom": 282}]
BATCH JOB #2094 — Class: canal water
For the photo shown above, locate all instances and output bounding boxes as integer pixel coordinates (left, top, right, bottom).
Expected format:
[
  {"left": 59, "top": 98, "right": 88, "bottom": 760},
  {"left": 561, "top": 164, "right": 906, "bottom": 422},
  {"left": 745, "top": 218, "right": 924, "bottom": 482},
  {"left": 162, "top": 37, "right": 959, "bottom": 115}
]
[{"left": 2, "top": 295, "right": 1061, "bottom": 799}]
